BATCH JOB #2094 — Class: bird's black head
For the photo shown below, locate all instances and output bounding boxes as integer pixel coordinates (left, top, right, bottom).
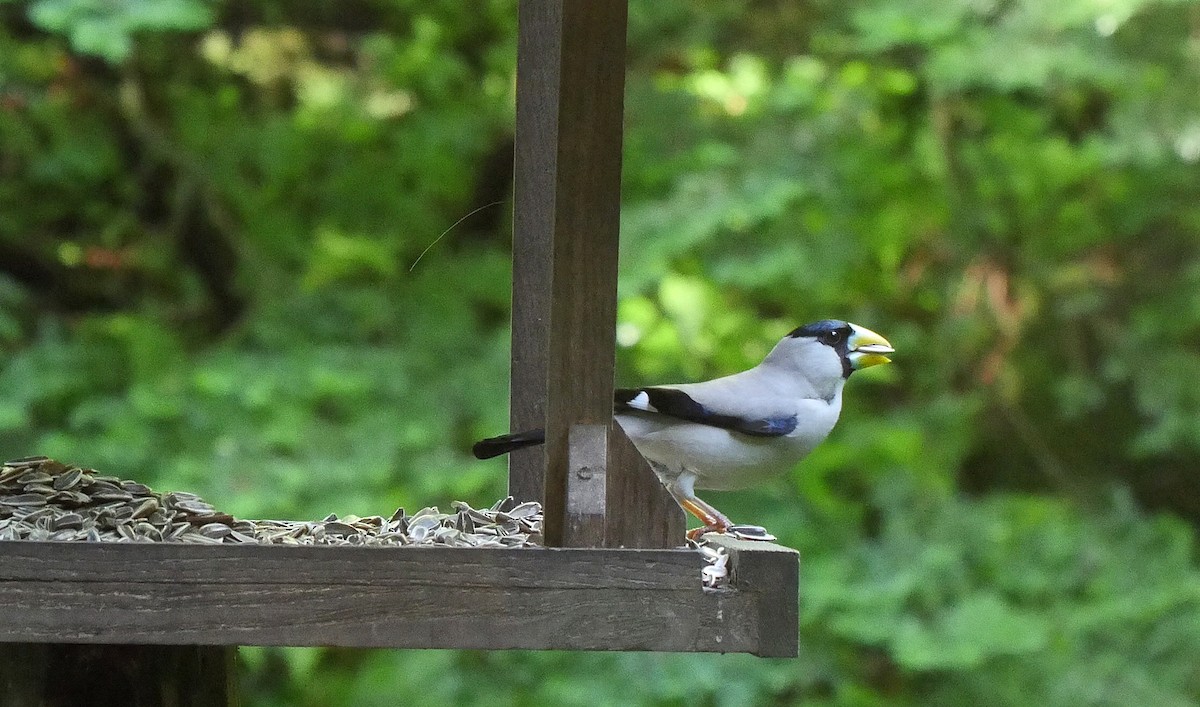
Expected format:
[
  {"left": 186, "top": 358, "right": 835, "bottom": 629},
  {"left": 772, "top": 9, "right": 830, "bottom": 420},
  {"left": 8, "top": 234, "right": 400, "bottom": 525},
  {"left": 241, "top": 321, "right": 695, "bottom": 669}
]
[
  {"left": 789, "top": 319, "right": 853, "bottom": 349},
  {"left": 784, "top": 319, "right": 893, "bottom": 378}
]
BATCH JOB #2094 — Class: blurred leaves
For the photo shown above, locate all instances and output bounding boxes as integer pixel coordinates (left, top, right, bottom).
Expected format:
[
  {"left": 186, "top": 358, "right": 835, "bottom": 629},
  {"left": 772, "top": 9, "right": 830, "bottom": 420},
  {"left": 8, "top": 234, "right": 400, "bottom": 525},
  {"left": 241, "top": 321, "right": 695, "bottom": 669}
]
[{"left": 27, "top": 0, "right": 213, "bottom": 61}]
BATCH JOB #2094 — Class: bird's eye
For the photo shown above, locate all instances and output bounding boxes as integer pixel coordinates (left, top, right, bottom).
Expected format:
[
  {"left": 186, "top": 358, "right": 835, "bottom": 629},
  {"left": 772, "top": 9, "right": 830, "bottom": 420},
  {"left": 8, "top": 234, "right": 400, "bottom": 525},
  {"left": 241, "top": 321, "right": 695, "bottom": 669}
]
[{"left": 821, "top": 330, "right": 843, "bottom": 345}]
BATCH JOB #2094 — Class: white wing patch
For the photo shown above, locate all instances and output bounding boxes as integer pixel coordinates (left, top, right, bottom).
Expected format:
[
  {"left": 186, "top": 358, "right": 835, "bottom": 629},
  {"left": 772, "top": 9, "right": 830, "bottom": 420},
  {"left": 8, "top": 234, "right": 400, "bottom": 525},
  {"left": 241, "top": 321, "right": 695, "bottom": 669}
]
[{"left": 626, "top": 391, "right": 654, "bottom": 411}]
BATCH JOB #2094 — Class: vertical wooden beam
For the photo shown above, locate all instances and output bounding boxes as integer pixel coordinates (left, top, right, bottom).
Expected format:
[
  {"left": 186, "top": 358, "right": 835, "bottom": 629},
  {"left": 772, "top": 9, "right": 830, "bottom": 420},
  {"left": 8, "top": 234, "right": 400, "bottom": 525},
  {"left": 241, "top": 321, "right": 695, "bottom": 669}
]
[
  {"left": 510, "top": 0, "right": 629, "bottom": 546},
  {"left": 0, "top": 644, "right": 236, "bottom": 706},
  {"left": 507, "top": 0, "right": 559, "bottom": 506},
  {"left": 510, "top": 0, "right": 684, "bottom": 546}
]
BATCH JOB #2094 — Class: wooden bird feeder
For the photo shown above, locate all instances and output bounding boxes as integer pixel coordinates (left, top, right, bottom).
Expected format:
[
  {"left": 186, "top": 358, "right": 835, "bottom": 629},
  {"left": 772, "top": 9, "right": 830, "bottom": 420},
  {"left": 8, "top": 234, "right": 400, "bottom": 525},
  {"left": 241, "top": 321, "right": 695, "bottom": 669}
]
[{"left": 0, "top": 3, "right": 799, "bottom": 704}]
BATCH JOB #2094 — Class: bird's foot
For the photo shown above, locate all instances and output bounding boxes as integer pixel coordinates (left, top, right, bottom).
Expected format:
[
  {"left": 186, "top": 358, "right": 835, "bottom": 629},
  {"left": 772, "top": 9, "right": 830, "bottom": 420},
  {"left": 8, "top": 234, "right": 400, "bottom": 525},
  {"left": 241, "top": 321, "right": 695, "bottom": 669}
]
[{"left": 685, "top": 524, "right": 725, "bottom": 542}]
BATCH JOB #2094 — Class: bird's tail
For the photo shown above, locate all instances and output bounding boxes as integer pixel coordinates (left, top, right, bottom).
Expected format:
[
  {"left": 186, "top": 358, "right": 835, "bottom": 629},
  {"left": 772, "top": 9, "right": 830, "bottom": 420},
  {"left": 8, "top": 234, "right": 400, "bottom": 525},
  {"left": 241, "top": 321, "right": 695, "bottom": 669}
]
[{"left": 471, "top": 428, "right": 546, "bottom": 459}]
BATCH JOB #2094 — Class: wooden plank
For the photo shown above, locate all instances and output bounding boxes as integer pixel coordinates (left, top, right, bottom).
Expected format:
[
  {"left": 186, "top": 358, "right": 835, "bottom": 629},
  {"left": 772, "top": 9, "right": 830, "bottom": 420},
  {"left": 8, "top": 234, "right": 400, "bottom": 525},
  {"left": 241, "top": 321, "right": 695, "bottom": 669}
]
[
  {"left": 0, "top": 542, "right": 700, "bottom": 589},
  {"left": 606, "top": 424, "right": 687, "bottom": 548},
  {"left": 565, "top": 424, "right": 608, "bottom": 546},
  {"left": 0, "top": 541, "right": 795, "bottom": 656},
  {"left": 509, "top": 0, "right": 630, "bottom": 547},
  {"left": 0, "top": 644, "right": 234, "bottom": 707}
]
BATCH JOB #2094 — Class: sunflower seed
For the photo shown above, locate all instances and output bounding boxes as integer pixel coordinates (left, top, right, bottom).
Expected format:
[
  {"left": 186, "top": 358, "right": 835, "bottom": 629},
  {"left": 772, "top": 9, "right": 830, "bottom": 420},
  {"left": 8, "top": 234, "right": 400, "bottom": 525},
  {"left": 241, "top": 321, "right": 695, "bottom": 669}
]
[
  {"left": 0, "top": 457, "right": 546, "bottom": 549},
  {"left": 121, "top": 481, "right": 152, "bottom": 495},
  {"left": 135, "top": 523, "right": 162, "bottom": 541},
  {"left": 16, "top": 471, "right": 53, "bottom": 485},
  {"left": 198, "top": 523, "right": 232, "bottom": 539},
  {"left": 52, "top": 468, "right": 84, "bottom": 491},
  {"left": 0, "top": 494, "right": 47, "bottom": 507},
  {"left": 4, "top": 456, "right": 49, "bottom": 467},
  {"left": 129, "top": 498, "right": 158, "bottom": 519},
  {"left": 174, "top": 500, "right": 216, "bottom": 515},
  {"left": 323, "top": 521, "right": 359, "bottom": 537},
  {"left": 508, "top": 501, "right": 540, "bottom": 519},
  {"left": 181, "top": 533, "right": 224, "bottom": 545},
  {"left": 0, "top": 467, "right": 26, "bottom": 485},
  {"left": 52, "top": 513, "right": 84, "bottom": 531}
]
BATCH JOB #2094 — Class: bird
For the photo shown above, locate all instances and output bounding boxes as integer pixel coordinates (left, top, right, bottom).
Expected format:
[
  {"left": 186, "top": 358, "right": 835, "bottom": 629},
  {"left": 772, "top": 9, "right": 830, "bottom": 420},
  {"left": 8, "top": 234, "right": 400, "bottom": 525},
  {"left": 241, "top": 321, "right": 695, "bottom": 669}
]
[{"left": 473, "top": 319, "right": 894, "bottom": 541}]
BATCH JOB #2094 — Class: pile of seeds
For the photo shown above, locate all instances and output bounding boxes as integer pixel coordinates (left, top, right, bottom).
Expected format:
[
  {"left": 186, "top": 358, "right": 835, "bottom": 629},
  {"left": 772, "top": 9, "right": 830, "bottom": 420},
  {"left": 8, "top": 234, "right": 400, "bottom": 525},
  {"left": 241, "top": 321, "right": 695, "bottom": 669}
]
[{"left": 0, "top": 456, "right": 541, "bottom": 548}]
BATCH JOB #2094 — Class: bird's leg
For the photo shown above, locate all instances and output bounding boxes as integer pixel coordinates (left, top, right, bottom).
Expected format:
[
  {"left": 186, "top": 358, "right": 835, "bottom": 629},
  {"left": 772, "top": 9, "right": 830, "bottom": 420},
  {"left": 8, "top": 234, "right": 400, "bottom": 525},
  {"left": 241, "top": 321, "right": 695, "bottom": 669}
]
[
  {"left": 678, "top": 496, "right": 734, "bottom": 541},
  {"left": 651, "top": 466, "right": 732, "bottom": 541},
  {"left": 676, "top": 490, "right": 777, "bottom": 543},
  {"left": 659, "top": 469, "right": 776, "bottom": 541}
]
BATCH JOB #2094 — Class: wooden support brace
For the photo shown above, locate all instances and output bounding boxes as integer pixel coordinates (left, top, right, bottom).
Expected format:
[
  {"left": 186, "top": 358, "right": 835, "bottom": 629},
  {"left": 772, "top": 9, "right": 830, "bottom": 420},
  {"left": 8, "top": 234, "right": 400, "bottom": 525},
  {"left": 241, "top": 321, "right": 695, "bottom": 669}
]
[{"left": 606, "top": 424, "right": 687, "bottom": 548}]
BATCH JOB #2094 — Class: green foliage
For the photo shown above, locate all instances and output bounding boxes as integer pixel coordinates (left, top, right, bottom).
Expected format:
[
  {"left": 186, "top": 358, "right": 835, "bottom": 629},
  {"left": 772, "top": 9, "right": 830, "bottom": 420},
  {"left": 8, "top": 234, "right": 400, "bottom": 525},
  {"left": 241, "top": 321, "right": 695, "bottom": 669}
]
[
  {"left": 2, "top": 0, "right": 1200, "bottom": 704},
  {"left": 27, "top": 0, "right": 213, "bottom": 62}
]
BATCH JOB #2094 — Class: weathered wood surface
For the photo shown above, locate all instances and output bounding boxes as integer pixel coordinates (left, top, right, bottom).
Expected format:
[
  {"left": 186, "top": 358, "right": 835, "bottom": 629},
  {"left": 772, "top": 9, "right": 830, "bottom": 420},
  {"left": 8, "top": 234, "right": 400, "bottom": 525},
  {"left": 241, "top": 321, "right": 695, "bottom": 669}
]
[
  {"left": 509, "top": 0, "right": 684, "bottom": 548},
  {"left": 0, "top": 541, "right": 797, "bottom": 657},
  {"left": 507, "top": 0, "right": 556, "bottom": 506},
  {"left": 606, "top": 425, "right": 687, "bottom": 548},
  {"left": 565, "top": 424, "right": 609, "bottom": 546},
  {"left": 0, "top": 644, "right": 235, "bottom": 707},
  {"left": 706, "top": 535, "right": 801, "bottom": 658},
  {"left": 563, "top": 424, "right": 686, "bottom": 549},
  {"left": 536, "top": 0, "right": 629, "bottom": 544},
  {"left": 509, "top": 0, "right": 630, "bottom": 535}
]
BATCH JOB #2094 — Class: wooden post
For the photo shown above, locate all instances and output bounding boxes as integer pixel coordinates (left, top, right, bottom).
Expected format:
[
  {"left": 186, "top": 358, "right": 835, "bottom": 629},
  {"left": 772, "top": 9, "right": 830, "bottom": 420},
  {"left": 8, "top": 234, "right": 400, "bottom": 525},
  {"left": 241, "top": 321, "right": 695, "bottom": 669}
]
[
  {"left": 509, "top": 0, "right": 626, "bottom": 546},
  {"left": 507, "top": 0, "right": 558, "bottom": 506},
  {"left": 509, "top": 0, "right": 684, "bottom": 547},
  {"left": 0, "top": 643, "right": 235, "bottom": 707}
]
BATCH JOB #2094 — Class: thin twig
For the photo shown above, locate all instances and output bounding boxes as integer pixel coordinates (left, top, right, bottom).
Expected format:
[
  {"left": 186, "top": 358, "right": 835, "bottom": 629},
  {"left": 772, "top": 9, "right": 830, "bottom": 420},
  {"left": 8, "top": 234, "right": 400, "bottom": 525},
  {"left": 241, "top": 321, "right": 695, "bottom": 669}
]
[{"left": 408, "top": 201, "right": 504, "bottom": 272}]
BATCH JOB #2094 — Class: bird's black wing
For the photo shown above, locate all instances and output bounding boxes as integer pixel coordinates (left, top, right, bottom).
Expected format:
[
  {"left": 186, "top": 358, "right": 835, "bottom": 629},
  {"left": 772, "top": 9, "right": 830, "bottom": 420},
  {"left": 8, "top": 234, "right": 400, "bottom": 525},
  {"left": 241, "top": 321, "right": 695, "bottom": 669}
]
[{"left": 614, "top": 387, "right": 797, "bottom": 437}]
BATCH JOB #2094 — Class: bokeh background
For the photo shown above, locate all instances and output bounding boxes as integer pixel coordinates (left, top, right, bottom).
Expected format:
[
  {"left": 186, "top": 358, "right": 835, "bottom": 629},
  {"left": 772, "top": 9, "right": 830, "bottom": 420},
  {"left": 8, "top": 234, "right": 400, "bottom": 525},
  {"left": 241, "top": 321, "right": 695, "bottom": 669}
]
[{"left": 3, "top": 0, "right": 1200, "bottom": 704}]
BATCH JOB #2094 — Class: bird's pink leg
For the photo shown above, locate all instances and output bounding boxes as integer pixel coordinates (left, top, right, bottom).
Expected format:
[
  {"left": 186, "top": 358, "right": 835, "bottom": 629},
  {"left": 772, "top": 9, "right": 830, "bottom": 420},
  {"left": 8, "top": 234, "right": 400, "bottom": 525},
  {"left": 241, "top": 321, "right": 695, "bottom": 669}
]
[{"left": 679, "top": 496, "right": 734, "bottom": 541}]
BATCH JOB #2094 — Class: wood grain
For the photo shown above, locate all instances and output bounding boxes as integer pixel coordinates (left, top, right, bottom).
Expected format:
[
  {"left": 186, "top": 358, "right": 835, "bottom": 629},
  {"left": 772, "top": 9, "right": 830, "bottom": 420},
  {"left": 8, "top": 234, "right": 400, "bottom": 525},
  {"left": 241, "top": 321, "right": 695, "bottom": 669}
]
[
  {"left": 0, "top": 541, "right": 797, "bottom": 656},
  {"left": 706, "top": 535, "right": 801, "bottom": 658},
  {"left": 607, "top": 424, "right": 687, "bottom": 548},
  {"left": 508, "top": 0, "right": 561, "bottom": 505},
  {"left": 509, "top": 0, "right": 631, "bottom": 547},
  {"left": 565, "top": 424, "right": 608, "bottom": 546}
]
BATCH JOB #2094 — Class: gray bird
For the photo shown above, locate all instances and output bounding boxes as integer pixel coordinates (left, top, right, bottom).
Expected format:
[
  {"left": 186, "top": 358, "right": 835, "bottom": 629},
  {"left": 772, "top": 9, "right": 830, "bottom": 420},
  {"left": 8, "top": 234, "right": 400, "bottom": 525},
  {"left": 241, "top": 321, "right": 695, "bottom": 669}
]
[{"left": 473, "top": 319, "right": 895, "bottom": 541}]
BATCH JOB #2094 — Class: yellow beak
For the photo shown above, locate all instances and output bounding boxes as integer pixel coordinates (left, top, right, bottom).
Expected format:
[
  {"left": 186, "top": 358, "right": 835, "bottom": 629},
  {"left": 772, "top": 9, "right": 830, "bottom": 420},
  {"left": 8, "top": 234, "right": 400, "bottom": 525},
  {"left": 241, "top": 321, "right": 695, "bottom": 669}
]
[{"left": 847, "top": 324, "right": 894, "bottom": 370}]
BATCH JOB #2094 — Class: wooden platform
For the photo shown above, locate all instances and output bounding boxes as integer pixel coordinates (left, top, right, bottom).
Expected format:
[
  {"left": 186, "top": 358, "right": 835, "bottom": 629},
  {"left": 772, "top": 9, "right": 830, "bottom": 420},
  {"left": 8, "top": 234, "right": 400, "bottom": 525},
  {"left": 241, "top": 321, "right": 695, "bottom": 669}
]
[{"left": 0, "top": 537, "right": 797, "bottom": 657}]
